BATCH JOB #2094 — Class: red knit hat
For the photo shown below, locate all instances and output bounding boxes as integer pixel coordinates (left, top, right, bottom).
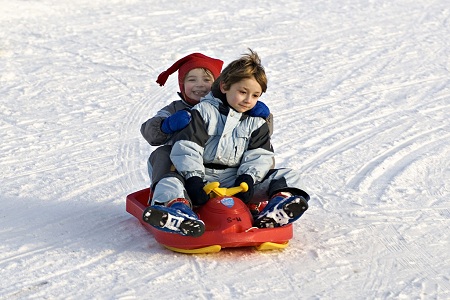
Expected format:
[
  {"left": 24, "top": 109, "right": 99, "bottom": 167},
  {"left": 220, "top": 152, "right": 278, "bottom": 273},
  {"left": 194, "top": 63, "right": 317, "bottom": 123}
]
[{"left": 156, "top": 53, "right": 223, "bottom": 104}]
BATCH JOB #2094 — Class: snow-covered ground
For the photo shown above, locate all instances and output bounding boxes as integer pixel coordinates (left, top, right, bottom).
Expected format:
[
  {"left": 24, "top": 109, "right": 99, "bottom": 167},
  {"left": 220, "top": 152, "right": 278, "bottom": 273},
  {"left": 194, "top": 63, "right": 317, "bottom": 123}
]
[{"left": 1, "top": 0, "right": 449, "bottom": 299}]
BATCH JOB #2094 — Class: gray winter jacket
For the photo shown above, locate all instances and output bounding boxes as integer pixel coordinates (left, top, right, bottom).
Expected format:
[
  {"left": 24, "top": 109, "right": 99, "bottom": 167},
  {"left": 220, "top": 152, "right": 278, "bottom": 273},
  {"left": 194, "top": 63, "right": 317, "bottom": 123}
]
[
  {"left": 140, "top": 98, "right": 192, "bottom": 146},
  {"left": 170, "top": 92, "right": 274, "bottom": 184},
  {"left": 140, "top": 95, "right": 274, "bottom": 147}
]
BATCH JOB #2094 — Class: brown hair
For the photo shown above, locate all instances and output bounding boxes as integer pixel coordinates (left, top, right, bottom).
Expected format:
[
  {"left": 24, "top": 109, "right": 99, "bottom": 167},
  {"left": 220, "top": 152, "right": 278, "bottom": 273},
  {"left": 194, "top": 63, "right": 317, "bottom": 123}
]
[{"left": 212, "top": 48, "right": 267, "bottom": 94}]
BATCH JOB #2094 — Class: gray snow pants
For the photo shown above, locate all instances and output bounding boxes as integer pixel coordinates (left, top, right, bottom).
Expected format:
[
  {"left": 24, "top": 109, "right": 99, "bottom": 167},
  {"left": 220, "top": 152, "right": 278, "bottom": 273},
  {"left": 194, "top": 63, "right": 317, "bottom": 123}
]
[
  {"left": 150, "top": 167, "right": 309, "bottom": 206},
  {"left": 147, "top": 145, "right": 173, "bottom": 190}
]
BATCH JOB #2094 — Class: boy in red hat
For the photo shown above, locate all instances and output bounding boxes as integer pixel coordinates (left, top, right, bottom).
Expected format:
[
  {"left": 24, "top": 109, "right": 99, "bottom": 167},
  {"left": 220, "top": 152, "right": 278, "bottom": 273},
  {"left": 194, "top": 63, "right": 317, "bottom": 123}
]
[{"left": 141, "top": 53, "right": 272, "bottom": 205}]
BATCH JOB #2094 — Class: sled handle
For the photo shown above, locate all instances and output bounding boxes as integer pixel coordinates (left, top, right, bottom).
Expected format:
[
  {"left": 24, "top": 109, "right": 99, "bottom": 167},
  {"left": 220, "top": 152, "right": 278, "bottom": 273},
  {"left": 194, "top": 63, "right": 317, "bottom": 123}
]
[{"left": 203, "top": 181, "right": 248, "bottom": 198}]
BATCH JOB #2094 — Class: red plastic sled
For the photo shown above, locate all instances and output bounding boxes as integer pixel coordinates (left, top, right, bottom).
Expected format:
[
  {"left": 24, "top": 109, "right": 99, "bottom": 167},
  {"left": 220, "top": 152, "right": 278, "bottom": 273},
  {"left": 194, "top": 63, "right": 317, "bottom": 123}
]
[{"left": 126, "top": 183, "right": 293, "bottom": 254}]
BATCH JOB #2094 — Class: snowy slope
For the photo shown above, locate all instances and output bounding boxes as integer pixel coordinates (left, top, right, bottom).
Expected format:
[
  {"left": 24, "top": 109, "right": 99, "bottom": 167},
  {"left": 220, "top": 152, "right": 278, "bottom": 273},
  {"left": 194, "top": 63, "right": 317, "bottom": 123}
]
[{"left": 1, "top": 0, "right": 449, "bottom": 299}]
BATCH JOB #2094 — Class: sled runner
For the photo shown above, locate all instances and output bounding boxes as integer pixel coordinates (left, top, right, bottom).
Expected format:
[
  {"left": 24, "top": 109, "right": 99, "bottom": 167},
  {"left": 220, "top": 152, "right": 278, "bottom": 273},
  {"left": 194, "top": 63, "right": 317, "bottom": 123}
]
[{"left": 126, "top": 182, "right": 293, "bottom": 254}]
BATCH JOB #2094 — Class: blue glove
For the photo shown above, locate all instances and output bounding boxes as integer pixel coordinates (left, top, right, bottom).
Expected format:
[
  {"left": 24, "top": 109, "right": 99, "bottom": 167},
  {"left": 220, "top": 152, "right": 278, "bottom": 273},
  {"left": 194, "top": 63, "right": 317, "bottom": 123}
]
[
  {"left": 248, "top": 101, "right": 270, "bottom": 118},
  {"left": 161, "top": 110, "right": 191, "bottom": 134}
]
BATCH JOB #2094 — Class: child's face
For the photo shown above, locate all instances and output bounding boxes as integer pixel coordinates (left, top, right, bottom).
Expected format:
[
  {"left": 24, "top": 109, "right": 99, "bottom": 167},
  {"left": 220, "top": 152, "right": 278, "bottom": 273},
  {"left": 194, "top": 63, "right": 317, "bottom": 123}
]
[
  {"left": 220, "top": 77, "right": 262, "bottom": 113},
  {"left": 183, "top": 68, "right": 214, "bottom": 103}
]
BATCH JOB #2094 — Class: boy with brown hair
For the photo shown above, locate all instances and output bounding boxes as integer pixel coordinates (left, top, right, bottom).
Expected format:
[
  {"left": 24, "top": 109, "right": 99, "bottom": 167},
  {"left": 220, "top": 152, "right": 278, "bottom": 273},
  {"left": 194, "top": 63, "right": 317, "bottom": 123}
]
[
  {"left": 143, "top": 49, "right": 309, "bottom": 237},
  {"left": 141, "top": 53, "right": 271, "bottom": 199}
]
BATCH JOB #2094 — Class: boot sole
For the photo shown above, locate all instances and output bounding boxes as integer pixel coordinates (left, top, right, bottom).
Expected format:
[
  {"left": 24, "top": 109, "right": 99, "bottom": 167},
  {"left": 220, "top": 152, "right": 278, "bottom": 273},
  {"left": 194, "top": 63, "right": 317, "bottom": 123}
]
[
  {"left": 255, "top": 197, "right": 308, "bottom": 228},
  {"left": 284, "top": 197, "right": 308, "bottom": 218},
  {"left": 180, "top": 219, "right": 205, "bottom": 237},
  {"left": 143, "top": 207, "right": 205, "bottom": 237}
]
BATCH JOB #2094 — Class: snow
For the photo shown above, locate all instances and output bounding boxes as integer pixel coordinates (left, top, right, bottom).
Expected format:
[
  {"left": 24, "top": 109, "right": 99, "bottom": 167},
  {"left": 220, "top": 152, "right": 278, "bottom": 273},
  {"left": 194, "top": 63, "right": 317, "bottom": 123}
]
[{"left": 1, "top": 0, "right": 449, "bottom": 298}]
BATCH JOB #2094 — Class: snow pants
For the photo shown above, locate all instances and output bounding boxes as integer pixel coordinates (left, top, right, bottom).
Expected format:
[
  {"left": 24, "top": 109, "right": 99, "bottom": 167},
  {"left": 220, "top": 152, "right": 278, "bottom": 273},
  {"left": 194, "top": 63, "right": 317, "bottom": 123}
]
[
  {"left": 150, "top": 167, "right": 309, "bottom": 206},
  {"left": 147, "top": 145, "right": 173, "bottom": 190}
]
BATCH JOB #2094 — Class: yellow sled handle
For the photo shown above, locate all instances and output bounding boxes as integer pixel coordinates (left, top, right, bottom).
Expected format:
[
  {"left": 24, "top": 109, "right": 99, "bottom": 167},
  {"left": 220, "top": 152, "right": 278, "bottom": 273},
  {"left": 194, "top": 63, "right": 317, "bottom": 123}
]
[{"left": 203, "top": 181, "right": 248, "bottom": 198}]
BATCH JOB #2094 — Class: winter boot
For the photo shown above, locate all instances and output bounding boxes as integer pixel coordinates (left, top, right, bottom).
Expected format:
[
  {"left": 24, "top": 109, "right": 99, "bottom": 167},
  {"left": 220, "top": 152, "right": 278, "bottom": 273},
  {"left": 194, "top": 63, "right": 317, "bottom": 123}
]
[
  {"left": 254, "top": 192, "right": 308, "bottom": 228},
  {"left": 142, "top": 198, "right": 205, "bottom": 237}
]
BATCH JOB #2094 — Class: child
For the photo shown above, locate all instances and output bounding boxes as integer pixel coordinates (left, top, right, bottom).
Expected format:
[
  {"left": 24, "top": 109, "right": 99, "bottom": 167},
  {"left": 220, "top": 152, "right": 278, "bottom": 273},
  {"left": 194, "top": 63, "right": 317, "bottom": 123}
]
[
  {"left": 141, "top": 53, "right": 273, "bottom": 200},
  {"left": 142, "top": 49, "right": 310, "bottom": 237}
]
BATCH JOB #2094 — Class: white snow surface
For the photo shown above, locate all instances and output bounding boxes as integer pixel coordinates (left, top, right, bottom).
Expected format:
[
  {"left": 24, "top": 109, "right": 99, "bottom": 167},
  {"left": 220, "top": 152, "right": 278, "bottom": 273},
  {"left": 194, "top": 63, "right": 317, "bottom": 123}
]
[{"left": 1, "top": 0, "right": 449, "bottom": 299}]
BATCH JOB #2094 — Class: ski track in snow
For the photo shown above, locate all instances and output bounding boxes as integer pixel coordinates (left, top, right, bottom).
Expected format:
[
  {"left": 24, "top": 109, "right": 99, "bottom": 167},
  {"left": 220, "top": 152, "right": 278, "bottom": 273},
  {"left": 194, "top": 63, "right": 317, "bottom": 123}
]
[{"left": 1, "top": 0, "right": 449, "bottom": 299}]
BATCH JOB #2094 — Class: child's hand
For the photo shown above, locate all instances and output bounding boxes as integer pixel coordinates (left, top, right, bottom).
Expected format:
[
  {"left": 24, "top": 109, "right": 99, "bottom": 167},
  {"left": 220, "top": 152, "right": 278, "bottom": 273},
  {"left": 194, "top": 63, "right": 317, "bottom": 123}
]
[
  {"left": 234, "top": 174, "right": 254, "bottom": 203},
  {"left": 248, "top": 101, "right": 270, "bottom": 119},
  {"left": 185, "top": 176, "right": 209, "bottom": 205},
  {"left": 161, "top": 110, "right": 192, "bottom": 134}
]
